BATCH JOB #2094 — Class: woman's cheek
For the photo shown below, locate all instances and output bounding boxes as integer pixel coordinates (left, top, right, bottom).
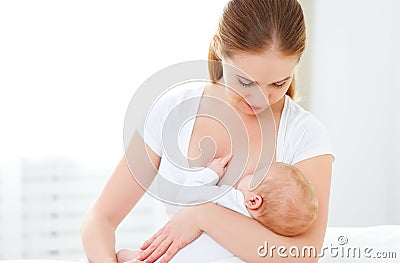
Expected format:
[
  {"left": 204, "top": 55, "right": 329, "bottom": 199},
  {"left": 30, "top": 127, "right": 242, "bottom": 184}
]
[
  {"left": 224, "top": 83, "right": 244, "bottom": 103},
  {"left": 271, "top": 86, "right": 290, "bottom": 104}
]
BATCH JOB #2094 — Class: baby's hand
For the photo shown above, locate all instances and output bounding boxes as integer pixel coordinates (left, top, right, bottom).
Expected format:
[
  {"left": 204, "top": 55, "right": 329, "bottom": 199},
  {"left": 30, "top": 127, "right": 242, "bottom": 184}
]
[
  {"left": 116, "top": 248, "right": 142, "bottom": 263},
  {"left": 206, "top": 153, "right": 233, "bottom": 179}
]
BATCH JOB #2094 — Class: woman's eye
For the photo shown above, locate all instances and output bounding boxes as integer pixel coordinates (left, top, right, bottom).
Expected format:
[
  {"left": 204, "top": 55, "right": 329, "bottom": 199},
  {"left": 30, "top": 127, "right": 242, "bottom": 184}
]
[
  {"left": 238, "top": 79, "right": 254, "bottom": 87},
  {"left": 272, "top": 82, "right": 286, "bottom": 89}
]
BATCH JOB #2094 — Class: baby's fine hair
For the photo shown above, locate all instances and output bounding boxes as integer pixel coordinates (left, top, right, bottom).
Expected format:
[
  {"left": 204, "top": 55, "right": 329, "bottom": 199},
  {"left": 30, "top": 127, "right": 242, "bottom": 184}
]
[{"left": 253, "top": 163, "right": 318, "bottom": 236}]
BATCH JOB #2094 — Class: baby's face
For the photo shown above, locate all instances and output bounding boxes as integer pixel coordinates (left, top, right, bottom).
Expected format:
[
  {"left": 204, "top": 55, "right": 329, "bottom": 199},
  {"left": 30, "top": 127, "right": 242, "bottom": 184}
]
[{"left": 237, "top": 174, "right": 253, "bottom": 198}]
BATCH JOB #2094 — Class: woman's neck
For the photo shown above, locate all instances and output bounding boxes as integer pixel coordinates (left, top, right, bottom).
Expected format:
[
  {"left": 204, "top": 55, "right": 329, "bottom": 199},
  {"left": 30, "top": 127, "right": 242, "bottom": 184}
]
[{"left": 270, "top": 95, "right": 285, "bottom": 118}]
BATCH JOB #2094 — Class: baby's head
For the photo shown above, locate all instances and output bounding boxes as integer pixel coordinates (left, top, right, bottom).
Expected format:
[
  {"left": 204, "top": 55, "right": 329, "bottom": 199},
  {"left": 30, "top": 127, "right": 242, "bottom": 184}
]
[{"left": 237, "top": 162, "right": 318, "bottom": 236}]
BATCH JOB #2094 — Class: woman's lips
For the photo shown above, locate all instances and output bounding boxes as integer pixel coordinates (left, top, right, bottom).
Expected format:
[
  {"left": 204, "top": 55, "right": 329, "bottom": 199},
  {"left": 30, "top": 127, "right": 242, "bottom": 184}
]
[{"left": 245, "top": 102, "right": 263, "bottom": 111}]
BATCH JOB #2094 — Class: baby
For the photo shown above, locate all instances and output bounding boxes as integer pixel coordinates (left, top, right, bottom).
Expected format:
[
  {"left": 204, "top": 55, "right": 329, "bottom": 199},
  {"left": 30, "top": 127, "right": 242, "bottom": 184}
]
[
  {"left": 117, "top": 156, "right": 318, "bottom": 262},
  {"left": 236, "top": 161, "right": 318, "bottom": 236},
  {"left": 177, "top": 155, "right": 319, "bottom": 236}
]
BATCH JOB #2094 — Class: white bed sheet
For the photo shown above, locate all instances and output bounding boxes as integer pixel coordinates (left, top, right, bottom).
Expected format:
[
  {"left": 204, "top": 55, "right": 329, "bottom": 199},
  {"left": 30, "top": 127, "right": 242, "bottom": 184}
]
[
  {"left": 210, "top": 225, "right": 400, "bottom": 263},
  {"left": 1, "top": 225, "right": 399, "bottom": 263}
]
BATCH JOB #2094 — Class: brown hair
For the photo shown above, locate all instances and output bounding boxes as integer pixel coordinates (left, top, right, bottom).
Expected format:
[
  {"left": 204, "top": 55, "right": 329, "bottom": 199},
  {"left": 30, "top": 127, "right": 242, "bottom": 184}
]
[
  {"left": 252, "top": 163, "right": 318, "bottom": 236},
  {"left": 208, "top": 0, "right": 306, "bottom": 100}
]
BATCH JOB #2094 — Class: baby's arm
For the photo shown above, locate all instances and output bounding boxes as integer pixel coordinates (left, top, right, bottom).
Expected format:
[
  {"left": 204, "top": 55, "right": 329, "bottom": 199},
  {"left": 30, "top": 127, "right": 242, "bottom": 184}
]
[
  {"left": 176, "top": 154, "right": 232, "bottom": 204},
  {"left": 178, "top": 154, "right": 251, "bottom": 217},
  {"left": 190, "top": 157, "right": 253, "bottom": 217},
  {"left": 184, "top": 154, "right": 232, "bottom": 185}
]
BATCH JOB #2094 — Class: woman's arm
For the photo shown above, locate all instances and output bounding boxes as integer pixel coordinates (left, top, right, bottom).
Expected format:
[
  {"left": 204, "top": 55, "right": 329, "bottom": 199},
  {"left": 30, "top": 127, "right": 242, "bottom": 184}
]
[
  {"left": 138, "top": 154, "right": 332, "bottom": 263},
  {"left": 80, "top": 131, "right": 161, "bottom": 263}
]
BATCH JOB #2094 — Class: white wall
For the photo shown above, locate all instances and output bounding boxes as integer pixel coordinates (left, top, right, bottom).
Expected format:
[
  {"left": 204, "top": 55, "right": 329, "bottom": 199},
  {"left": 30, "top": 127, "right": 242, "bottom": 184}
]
[
  {"left": 0, "top": 1, "right": 229, "bottom": 260},
  {"left": 0, "top": 0, "right": 228, "bottom": 164},
  {"left": 310, "top": 0, "right": 400, "bottom": 226},
  {"left": 296, "top": 0, "right": 315, "bottom": 109},
  {"left": 388, "top": 0, "right": 400, "bottom": 223}
]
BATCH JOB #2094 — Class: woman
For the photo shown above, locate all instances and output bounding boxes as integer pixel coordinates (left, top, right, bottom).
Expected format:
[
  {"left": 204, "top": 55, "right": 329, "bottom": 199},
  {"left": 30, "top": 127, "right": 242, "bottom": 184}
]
[{"left": 80, "top": 0, "right": 334, "bottom": 262}]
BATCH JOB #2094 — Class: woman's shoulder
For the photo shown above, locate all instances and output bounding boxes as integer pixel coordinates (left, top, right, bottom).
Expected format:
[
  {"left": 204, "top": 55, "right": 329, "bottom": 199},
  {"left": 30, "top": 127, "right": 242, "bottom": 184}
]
[
  {"left": 139, "top": 83, "right": 207, "bottom": 157},
  {"left": 154, "top": 82, "right": 206, "bottom": 107},
  {"left": 280, "top": 95, "right": 334, "bottom": 164},
  {"left": 145, "top": 82, "right": 206, "bottom": 122},
  {"left": 284, "top": 95, "right": 329, "bottom": 135}
]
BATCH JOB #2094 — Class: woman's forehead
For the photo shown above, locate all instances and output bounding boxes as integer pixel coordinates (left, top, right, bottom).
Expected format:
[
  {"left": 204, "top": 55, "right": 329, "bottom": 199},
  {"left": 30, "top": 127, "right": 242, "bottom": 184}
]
[{"left": 224, "top": 50, "right": 298, "bottom": 84}]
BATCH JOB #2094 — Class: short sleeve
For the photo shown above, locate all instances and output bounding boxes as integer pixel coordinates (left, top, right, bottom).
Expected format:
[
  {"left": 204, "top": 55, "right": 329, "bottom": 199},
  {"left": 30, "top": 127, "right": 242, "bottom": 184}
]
[
  {"left": 136, "top": 96, "right": 166, "bottom": 157},
  {"left": 292, "top": 116, "right": 335, "bottom": 165},
  {"left": 136, "top": 84, "right": 205, "bottom": 158}
]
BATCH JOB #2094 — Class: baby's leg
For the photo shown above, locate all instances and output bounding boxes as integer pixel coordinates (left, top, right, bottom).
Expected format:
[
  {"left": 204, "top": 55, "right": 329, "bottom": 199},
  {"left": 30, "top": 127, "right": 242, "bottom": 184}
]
[{"left": 116, "top": 248, "right": 142, "bottom": 263}]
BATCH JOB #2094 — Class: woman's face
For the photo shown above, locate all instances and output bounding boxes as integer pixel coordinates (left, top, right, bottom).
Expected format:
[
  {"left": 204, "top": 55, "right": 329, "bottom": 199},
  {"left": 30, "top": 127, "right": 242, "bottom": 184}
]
[{"left": 220, "top": 48, "right": 299, "bottom": 116}]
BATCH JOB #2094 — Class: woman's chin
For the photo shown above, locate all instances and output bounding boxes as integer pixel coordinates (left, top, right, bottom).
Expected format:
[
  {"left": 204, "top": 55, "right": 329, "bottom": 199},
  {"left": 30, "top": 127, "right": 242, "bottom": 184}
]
[{"left": 242, "top": 106, "right": 268, "bottom": 116}]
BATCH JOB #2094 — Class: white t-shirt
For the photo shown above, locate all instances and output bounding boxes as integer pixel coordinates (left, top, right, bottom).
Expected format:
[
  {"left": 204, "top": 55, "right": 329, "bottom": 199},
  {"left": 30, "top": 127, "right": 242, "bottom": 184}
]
[
  {"left": 137, "top": 82, "right": 334, "bottom": 262},
  {"left": 177, "top": 166, "right": 251, "bottom": 218}
]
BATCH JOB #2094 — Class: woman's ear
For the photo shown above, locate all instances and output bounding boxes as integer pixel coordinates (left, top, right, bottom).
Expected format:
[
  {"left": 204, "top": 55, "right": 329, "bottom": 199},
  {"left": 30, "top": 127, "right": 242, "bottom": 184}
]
[
  {"left": 213, "top": 35, "right": 223, "bottom": 59},
  {"left": 245, "top": 194, "right": 263, "bottom": 210}
]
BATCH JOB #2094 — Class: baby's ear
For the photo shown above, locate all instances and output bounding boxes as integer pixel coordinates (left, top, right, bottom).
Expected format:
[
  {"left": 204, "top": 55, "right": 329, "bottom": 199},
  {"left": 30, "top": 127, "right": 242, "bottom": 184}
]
[{"left": 245, "top": 194, "right": 263, "bottom": 210}]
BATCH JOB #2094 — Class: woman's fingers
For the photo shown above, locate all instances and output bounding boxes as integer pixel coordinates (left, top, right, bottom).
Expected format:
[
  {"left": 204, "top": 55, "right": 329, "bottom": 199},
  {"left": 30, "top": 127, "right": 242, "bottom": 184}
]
[
  {"left": 137, "top": 234, "right": 167, "bottom": 261},
  {"left": 142, "top": 237, "right": 172, "bottom": 263},
  {"left": 159, "top": 243, "right": 180, "bottom": 263},
  {"left": 140, "top": 227, "right": 164, "bottom": 250},
  {"left": 138, "top": 207, "right": 203, "bottom": 262}
]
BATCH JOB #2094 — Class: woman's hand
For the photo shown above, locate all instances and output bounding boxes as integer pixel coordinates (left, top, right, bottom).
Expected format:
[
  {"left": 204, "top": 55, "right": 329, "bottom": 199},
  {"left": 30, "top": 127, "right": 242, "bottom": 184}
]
[{"left": 136, "top": 206, "right": 203, "bottom": 263}]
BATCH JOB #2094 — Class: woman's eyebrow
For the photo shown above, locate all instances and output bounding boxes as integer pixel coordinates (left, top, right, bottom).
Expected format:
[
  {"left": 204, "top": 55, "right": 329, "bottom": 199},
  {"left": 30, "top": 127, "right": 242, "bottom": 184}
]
[{"left": 235, "top": 74, "right": 291, "bottom": 85}]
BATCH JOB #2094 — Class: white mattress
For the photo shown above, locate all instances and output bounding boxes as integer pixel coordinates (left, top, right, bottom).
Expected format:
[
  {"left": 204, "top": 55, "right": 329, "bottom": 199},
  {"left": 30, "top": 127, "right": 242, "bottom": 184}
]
[
  {"left": 318, "top": 225, "right": 400, "bottom": 263},
  {"left": 210, "top": 225, "right": 400, "bottom": 263},
  {"left": 1, "top": 225, "right": 399, "bottom": 263}
]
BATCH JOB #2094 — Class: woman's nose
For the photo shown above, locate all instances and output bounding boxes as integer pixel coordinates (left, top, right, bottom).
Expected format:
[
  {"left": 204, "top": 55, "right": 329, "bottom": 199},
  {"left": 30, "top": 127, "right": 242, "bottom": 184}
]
[{"left": 246, "top": 90, "right": 270, "bottom": 108}]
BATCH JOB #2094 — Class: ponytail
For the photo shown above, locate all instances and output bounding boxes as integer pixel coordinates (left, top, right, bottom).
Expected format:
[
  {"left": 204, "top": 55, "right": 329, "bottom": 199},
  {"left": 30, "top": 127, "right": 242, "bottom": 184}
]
[{"left": 207, "top": 40, "right": 223, "bottom": 83}]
